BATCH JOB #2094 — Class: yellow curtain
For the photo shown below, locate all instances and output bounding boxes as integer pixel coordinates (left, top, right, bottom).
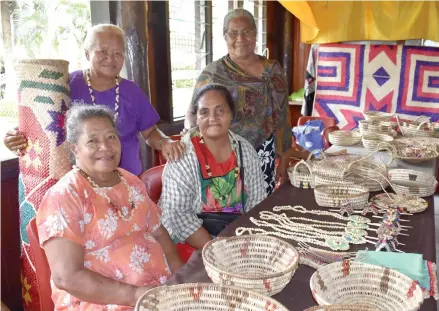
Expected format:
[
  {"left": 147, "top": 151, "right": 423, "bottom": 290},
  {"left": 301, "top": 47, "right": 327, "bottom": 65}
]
[{"left": 278, "top": 1, "right": 439, "bottom": 44}]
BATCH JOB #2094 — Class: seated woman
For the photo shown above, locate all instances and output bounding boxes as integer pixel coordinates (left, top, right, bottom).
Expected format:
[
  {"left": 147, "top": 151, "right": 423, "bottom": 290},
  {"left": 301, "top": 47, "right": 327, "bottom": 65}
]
[
  {"left": 37, "top": 105, "right": 183, "bottom": 310},
  {"left": 160, "top": 84, "right": 270, "bottom": 250}
]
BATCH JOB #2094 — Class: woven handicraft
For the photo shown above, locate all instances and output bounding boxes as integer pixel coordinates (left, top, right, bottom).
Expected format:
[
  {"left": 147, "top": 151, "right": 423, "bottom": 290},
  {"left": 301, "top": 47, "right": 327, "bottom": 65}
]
[
  {"left": 135, "top": 283, "right": 289, "bottom": 311},
  {"left": 202, "top": 236, "right": 299, "bottom": 296},
  {"left": 313, "top": 44, "right": 439, "bottom": 129},
  {"left": 16, "top": 59, "right": 71, "bottom": 310},
  {"left": 304, "top": 305, "right": 378, "bottom": 311},
  {"left": 310, "top": 261, "right": 424, "bottom": 311},
  {"left": 311, "top": 154, "right": 389, "bottom": 192}
]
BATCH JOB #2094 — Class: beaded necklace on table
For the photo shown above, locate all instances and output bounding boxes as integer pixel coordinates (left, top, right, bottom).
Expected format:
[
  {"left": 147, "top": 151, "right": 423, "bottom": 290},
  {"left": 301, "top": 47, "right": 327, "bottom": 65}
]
[
  {"left": 85, "top": 68, "right": 120, "bottom": 122},
  {"left": 74, "top": 165, "right": 137, "bottom": 221}
]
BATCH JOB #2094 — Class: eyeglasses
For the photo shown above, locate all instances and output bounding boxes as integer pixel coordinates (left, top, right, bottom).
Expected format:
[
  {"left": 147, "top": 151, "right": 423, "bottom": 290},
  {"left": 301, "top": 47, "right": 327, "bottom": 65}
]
[{"left": 225, "top": 29, "right": 256, "bottom": 40}]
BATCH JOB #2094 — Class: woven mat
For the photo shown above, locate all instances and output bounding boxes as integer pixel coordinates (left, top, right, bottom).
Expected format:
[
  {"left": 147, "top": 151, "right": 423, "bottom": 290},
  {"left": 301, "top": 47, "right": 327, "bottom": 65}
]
[
  {"left": 312, "top": 44, "right": 439, "bottom": 129},
  {"left": 16, "top": 59, "right": 71, "bottom": 310}
]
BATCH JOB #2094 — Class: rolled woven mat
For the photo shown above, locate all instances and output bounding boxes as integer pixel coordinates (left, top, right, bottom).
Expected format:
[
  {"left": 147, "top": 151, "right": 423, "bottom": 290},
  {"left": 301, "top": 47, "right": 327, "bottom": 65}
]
[{"left": 15, "top": 59, "right": 71, "bottom": 310}]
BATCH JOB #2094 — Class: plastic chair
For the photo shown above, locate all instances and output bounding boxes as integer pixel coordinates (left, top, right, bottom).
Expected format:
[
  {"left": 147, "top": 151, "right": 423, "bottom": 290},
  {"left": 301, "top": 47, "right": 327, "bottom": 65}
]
[
  {"left": 139, "top": 165, "right": 195, "bottom": 262},
  {"left": 154, "top": 135, "right": 182, "bottom": 166},
  {"left": 26, "top": 218, "right": 54, "bottom": 311}
]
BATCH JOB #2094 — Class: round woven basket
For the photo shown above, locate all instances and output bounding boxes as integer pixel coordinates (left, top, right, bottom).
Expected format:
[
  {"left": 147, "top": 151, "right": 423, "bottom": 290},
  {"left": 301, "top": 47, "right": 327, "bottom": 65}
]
[
  {"left": 395, "top": 137, "right": 439, "bottom": 152},
  {"left": 362, "top": 133, "right": 394, "bottom": 151},
  {"left": 388, "top": 169, "right": 438, "bottom": 197},
  {"left": 135, "top": 283, "right": 289, "bottom": 311},
  {"left": 314, "top": 174, "right": 366, "bottom": 188},
  {"left": 202, "top": 235, "right": 299, "bottom": 296},
  {"left": 304, "top": 305, "right": 377, "bottom": 311},
  {"left": 310, "top": 261, "right": 424, "bottom": 311},
  {"left": 363, "top": 111, "right": 392, "bottom": 122},
  {"left": 370, "top": 193, "right": 428, "bottom": 213},
  {"left": 314, "top": 184, "right": 369, "bottom": 209},
  {"left": 358, "top": 120, "right": 394, "bottom": 136},
  {"left": 328, "top": 130, "right": 362, "bottom": 146}
]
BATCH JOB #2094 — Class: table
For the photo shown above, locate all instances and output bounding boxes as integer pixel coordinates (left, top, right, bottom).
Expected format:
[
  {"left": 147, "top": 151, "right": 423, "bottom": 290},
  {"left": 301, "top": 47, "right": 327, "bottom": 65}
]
[{"left": 167, "top": 183, "right": 437, "bottom": 310}]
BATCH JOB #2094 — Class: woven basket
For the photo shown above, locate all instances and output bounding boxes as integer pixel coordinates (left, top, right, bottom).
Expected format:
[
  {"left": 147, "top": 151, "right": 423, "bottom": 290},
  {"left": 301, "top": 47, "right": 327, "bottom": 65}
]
[
  {"left": 314, "top": 174, "right": 366, "bottom": 188},
  {"left": 288, "top": 152, "right": 324, "bottom": 189},
  {"left": 392, "top": 141, "right": 439, "bottom": 163},
  {"left": 135, "top": 283, "right": 289, "bottom": 311},
  {"left": 395, "top": 137, "right": 439, "bottom": 151},
  {"left": 310, "top": 261, "right": 424, "bottom": 311},
  {"left": 202, "top": 235, "right": 299, "bottom": 296},
  {"left": 363, "top": 111, "right": 392, "bottom": 122},
  {"left": 397, "top": 115, "right": 434, "bottom": 137},
  {"left": 304, "top": 305, "right": 377, "bottom": 311},
  {"left": 312, "top": 153, "right": 389, "bottom": 192},
  {"left": 388, "top": 169, "right": 438, "bottom": 197},
  {"left": 314, "top": 184, "right": 369, "bottom": 209},
  {"left": 328, "top": 130, "right": 362, "bottom": 146},
  {"left": 362, "top": 133, "right": 394, "bottom": 151},
  {"left": 370, "top": 193, "right": 428, "bottom": 213},
  {"left": 358, "top": 120, "right": 394, "bottom": 136}
]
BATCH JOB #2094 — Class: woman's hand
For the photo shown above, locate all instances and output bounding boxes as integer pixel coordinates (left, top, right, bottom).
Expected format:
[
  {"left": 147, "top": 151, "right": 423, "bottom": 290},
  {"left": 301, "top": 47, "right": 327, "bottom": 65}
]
[
  {"left": 161, "top": 139, "right": 185, "bottom": 162},
  {"left": 3, "top": 127, "right": 27, "bottom": 155},
  {"left": 133, "top": 286, "right": 153, "bottom": 306}
]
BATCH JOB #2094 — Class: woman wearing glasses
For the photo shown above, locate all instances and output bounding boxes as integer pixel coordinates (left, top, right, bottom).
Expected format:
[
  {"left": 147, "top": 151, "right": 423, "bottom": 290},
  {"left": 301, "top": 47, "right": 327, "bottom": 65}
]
[{"left": 183, "top": 9, "right": 305, "bottom": 195}]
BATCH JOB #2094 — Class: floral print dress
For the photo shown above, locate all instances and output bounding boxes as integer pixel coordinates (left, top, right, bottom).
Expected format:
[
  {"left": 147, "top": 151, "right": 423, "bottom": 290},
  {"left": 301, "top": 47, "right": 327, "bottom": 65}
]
[{"left": 36, "top": 169, "right": 171, "bottom": 311}]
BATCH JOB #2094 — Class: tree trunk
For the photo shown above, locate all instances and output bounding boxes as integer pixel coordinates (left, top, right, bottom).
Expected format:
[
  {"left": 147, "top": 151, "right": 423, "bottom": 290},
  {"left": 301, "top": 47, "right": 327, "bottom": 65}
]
[{"left": 1, "top": 1, "right": 15, "bottom": 99}]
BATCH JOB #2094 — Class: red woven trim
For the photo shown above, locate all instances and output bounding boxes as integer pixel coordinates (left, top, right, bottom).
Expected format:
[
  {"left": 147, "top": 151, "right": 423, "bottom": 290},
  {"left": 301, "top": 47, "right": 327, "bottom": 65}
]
[{"left": 342, "top": 260, "right": 350, "bottom": 276}]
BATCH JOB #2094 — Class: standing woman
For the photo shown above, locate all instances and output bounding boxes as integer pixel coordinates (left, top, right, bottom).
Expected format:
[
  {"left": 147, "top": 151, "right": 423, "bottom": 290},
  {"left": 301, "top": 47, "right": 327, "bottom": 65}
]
[
  {"left": 183, "top": 9, "right": 303, "bottom": 195},
  {"left": 4, "top": 24, "right": 184, "bottom": 176}
]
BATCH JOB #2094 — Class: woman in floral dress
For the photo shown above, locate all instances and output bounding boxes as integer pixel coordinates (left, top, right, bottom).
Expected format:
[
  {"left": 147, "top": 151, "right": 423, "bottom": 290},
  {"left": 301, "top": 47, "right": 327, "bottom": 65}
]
[{"left": 37, "top": 105, "right": 183, "bottom": 311}]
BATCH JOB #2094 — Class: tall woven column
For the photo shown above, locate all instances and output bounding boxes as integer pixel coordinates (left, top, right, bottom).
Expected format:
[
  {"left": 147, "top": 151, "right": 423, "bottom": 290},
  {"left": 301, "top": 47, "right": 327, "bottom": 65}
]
[{"left": 15, "top": 59, "right": 71, "bottom": 310}]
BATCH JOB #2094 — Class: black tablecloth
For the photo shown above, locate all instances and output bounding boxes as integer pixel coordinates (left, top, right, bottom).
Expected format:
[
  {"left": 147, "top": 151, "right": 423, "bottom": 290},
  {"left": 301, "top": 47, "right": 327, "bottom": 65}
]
[{"left": 167, "top": 183, "right": 437, "bottom": 311}]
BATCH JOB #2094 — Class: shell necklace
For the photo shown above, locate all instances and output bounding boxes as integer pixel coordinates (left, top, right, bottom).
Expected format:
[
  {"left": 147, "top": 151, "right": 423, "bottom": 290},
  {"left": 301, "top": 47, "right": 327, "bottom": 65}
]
[
  {"left": 74, "top": 165, "right": 137, "bottom": 221},
  {"left": 85, "top": 68, "right": 120, "bottom": 122}
]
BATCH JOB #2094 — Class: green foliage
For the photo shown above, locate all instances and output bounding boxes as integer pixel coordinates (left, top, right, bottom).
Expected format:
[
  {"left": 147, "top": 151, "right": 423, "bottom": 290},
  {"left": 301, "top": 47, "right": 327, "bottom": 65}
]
[{"left": 175, "top": 79, "right": 195, "bottom": 88}]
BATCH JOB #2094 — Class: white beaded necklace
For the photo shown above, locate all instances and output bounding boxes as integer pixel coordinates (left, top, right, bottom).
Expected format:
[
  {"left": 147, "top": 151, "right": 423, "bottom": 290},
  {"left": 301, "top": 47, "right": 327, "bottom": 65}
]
[
  {"left": 74, "top": 165, "right": 137, "bottom": 221},
  {"left": 85, "top": 68, "right": 120, "bottom": 122}
]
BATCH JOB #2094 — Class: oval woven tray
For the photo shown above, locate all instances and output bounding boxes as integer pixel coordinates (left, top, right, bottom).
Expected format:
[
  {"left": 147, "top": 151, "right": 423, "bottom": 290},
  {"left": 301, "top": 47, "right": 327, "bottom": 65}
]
[
  {"left": 388, "top": 169, "right": 438, "bottom": 197},
  {"left": 328, "top": 130, "right": 362, "bottom": 146},
  {"left": 370, "top": 193, "right": 428, "bottom": 213},
  {"left": 135, "top": 283, "right": 289, "bottom": 311},
  {"left": 202, "top": 235, "right": 299, "bottom": 296},
  {"left": 314, "top": 184, "right": 369, "bottom": 209},
  {"left": 310, "top": 261, "right": 424, "bottom": 311}
]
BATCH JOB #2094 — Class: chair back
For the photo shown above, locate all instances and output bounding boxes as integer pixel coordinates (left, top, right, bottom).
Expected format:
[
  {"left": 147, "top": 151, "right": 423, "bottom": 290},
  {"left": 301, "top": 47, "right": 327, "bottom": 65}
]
[
  {"left": 26, "top": 218, "right": 54, "bottom": 311},
  {"left": 139, "top": 165, "right": 165, "bottom": 204},
  {"left": 154, "top": 135, "right": 182, "bottom": 166},
  {"left": 139, "top": 164, "right": 196, "bottom": 262},
  {"left": 298, "top": 116, "right": 336, "bottom": 128}
]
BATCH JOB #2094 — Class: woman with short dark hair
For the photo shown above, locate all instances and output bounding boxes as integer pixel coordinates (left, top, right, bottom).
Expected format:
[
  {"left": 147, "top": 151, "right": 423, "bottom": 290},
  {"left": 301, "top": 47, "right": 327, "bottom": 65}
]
[{"left": 160, "top": 84, "right": 266, "bottom": 249}]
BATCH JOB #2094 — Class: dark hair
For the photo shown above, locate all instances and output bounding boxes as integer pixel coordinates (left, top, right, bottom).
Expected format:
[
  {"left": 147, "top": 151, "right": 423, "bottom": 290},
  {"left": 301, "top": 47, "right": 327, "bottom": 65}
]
[
  {"left": 191, "top": 84, "right": 235, "bottom": 118},
  {"left": 66, "top": 104, "right": 117, "bottom": 163}
]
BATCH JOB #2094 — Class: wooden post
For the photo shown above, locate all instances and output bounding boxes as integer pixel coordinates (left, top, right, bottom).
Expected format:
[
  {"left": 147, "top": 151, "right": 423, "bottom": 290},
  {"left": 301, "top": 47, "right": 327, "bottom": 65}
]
[{"left": 109, "top": 1, "right": 150, "bottom": 97}]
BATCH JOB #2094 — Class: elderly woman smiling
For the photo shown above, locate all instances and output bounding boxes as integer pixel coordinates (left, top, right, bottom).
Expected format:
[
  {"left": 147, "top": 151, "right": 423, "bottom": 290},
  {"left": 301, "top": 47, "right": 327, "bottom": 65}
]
[
  {"left": 4, "top": 23, "right": 184, "bottom": 175},
  {"left": 160, "top": 84, "right": 266, "bottom": 249},
  {"left": 37, "top": 105, "right": 183, "bottom": 310},
  {"left": 184, "top": 9, "right": 304, "bottom": 194}
]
